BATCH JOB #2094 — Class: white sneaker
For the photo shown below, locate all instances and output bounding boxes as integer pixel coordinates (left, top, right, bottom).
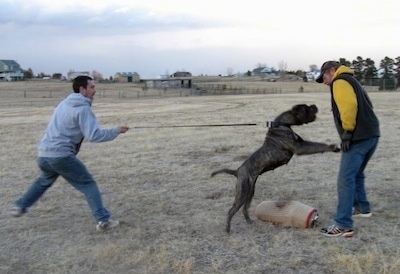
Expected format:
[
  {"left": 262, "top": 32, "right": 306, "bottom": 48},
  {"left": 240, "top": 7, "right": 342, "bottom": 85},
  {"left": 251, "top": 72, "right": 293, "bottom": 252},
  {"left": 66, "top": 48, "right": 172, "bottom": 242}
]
[
  {"left": 96, "top": 219, "right": 120, "bottom": 231},
  {"left": 10, "top": 206, "right": 26, "bottom": 217},
  {"left": 353, "top": 209, "right": 372, "bottom": 218}
]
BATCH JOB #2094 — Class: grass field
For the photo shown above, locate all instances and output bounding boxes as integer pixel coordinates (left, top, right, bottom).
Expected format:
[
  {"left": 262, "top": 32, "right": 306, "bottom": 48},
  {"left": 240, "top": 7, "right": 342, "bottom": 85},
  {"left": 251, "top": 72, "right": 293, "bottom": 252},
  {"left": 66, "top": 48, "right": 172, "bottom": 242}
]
[{"left": 0, "top": 81, "right": 399, "bottom": 273}]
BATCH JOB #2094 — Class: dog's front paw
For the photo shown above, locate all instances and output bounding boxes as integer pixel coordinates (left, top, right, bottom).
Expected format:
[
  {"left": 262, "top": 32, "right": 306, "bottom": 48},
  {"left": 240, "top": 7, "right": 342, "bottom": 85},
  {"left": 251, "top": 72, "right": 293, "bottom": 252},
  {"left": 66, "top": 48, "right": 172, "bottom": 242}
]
[{"left": 329, "top": 144, "right": 341, "bottom": 152}]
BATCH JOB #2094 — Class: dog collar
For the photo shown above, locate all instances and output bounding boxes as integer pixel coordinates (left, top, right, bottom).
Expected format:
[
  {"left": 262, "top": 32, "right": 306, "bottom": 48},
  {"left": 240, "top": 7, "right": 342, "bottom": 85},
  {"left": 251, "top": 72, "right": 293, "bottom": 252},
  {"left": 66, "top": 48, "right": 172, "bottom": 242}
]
[{"left": 266, "top": 121, "right": 291, "bottom": 128}]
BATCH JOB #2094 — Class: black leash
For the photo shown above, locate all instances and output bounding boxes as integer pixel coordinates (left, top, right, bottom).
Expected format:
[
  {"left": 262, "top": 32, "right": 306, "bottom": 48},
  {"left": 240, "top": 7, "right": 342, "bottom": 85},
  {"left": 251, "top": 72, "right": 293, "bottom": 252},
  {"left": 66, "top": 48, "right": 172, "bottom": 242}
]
[
  {"left": 134, "top": 121, "right": 292, "bottom": 129},
  {"left": 134, "top": 123, "right": 259, "bottom": 129}
]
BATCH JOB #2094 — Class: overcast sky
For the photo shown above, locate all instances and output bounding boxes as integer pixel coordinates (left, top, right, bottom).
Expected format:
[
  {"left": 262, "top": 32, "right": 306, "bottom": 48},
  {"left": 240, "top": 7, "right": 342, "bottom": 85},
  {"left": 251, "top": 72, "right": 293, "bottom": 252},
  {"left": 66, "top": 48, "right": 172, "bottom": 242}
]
[{"left": 1, "top": 0, "right": 399, "bottom": 78}]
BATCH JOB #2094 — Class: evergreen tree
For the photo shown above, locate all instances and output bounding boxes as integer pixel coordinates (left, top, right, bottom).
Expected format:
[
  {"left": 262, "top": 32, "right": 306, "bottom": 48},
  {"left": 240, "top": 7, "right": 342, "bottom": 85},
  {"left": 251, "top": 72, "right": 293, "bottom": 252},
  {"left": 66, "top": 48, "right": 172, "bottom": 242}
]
[
  {"left": 380, "top": 56, "right": 395, "bottom": 78},
  {"left": 339, "top": 58, "right": 351, "bottom": 67},
  {"left": 23, "top": 68, "right": 33, "bottom": 79},
  {"left": 351, "top": 56, "right": 365, "bottom": 81},
  {"left": 394, "top": 56, "right": 400, "bottom": 88},
  {"left": 364, "top": 58, "right": 378, "bottom": 79},
  {"left": 52, "top": 73, "right": 62, "bottom": 79},
  {"left": 379, "top": 56, "right": 396, "bottom": 90}
]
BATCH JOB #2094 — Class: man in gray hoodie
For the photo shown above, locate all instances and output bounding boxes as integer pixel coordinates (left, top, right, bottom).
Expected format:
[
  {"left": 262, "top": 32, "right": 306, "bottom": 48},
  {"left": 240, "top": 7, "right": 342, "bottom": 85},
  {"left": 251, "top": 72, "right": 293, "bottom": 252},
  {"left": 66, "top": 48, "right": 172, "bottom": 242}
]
[{"left": 10, "top": 75, "right": 129, "bottom": 231}]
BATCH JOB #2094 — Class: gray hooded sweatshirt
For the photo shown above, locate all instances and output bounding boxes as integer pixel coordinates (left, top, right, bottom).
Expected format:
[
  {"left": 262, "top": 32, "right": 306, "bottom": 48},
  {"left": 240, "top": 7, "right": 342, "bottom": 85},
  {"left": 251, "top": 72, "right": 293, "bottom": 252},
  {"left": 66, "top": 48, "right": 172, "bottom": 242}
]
[{"left": 38, "top": 93, "right": 120, "bottom": 157}]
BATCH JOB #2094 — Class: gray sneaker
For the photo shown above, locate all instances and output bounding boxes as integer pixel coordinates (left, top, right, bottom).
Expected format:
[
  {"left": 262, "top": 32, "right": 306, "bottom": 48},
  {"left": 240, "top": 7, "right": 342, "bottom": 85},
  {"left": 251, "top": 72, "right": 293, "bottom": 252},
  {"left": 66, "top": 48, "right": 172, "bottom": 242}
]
[
  {"left": 10, "top": 206, "right": 27, "bottom": 217},
  {"left": 96, "top": 219, "right": 120, "bottom": 231}
]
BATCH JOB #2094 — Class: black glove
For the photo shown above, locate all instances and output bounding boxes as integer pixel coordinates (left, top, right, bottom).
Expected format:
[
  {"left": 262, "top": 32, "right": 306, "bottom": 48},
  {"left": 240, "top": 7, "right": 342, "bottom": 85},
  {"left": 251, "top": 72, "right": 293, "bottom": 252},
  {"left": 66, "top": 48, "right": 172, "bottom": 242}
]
[
  {"left": 340, "top": 132, "right": 352, "bottom": 152},
  {"left": 329, "top": 144, "right": 340, "bottom": 152}
]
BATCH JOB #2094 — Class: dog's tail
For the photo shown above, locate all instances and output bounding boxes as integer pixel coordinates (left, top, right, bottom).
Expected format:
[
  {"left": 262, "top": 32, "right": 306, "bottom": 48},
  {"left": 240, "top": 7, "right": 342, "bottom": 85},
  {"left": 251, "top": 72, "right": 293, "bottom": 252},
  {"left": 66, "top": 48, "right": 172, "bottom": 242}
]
[{"left": 211, "top": 168, "right": 238, "bottom": 178}]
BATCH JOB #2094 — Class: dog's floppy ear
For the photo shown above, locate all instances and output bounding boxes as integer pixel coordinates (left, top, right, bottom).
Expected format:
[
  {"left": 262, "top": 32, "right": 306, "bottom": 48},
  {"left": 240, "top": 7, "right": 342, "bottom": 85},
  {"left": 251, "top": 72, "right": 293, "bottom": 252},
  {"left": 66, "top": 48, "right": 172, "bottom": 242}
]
[{"left": 292, "top": 104, "right": 307, "bottom": 114}]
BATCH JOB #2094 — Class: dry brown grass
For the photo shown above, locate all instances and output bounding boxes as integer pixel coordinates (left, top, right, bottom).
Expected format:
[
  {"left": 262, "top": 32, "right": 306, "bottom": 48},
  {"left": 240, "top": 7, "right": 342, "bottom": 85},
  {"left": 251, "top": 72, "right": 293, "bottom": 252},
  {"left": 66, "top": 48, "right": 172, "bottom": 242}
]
[{"left": 0, "top": 81, "right": 399, "bottom": 273}]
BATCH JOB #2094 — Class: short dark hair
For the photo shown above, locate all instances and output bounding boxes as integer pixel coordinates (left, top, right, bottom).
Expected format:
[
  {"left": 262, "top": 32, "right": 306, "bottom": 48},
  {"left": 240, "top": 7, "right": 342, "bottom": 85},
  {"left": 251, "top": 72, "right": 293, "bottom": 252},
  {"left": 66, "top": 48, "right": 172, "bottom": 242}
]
[{"left": 72, "top": 75, "right": 93, "bottom": 93}]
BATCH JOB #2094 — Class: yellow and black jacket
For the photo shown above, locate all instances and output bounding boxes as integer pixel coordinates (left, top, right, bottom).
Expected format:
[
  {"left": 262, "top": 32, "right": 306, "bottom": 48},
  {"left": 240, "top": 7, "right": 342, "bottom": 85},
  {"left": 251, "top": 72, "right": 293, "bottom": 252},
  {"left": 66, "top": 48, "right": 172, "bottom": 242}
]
[{"left": 330, "top": 65, "right": 380, "bottom": 141}]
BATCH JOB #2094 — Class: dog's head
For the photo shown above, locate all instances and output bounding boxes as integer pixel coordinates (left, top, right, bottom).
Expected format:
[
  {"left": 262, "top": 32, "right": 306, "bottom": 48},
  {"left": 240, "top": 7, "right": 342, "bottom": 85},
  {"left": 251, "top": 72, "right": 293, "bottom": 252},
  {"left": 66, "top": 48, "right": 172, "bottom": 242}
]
[
  {"left": 275, "top": 104, "right": 318, "bottom": 126},
  {"left": 291, "top": 104, "right": 318, "bottom": 125}
]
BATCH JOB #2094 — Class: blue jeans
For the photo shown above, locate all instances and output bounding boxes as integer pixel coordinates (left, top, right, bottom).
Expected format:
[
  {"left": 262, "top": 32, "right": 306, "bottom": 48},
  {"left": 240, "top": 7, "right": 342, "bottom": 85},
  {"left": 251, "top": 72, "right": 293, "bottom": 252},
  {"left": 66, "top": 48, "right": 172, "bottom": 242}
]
[
  {"left": 15, "top": 156, "right": 111, "bottom": 222},
  {"left": 334, "top": 137, "right": 379, "bottom": 229}
]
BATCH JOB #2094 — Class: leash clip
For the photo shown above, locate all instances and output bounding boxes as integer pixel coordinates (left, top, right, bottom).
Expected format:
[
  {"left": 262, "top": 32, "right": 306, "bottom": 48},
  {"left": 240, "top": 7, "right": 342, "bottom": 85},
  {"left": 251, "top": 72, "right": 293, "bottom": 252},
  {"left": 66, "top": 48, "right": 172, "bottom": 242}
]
[{"left": 266, "top": 121, "right": 276, "bottom": 128}]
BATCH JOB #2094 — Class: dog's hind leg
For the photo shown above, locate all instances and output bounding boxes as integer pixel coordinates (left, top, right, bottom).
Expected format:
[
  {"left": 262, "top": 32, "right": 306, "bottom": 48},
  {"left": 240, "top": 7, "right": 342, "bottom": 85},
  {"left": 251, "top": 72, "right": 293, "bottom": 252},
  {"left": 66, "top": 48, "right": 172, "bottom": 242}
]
[
  {"left": 226, "top": 176, "right": 251, "bottom": 233},
  {"left": 226, "top": 199, "right": 246, "bottom": 233},
  {"left": 242, "top": 178, "right": 257, "bottom": 224}
]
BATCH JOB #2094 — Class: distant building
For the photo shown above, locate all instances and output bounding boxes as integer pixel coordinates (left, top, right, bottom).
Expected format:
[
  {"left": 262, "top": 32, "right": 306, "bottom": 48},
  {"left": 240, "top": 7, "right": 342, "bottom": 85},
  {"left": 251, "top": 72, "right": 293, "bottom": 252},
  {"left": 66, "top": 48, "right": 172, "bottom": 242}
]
[
  {"left": 67, "top": 71, "right": 90, "bottom": 80},
  {"left": 252, "top": 67, "right": 277, "bottom": 76},
  {"left": 0, "top": 59, "right": 24, "bottom": 81},
  {"left": 114, "top": 72, "right": 140, "bottom": 83},
  {"left": 306, "top": 70, "right": 321, "bottom": 82},
  {"left": 172, "top": 71, "right": 192, "bottom": 77}
]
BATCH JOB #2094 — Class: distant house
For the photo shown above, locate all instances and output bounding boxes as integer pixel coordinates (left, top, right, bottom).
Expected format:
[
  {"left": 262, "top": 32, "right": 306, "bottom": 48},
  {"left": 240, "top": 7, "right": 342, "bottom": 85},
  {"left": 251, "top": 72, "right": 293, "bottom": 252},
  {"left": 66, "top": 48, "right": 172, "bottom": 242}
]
[
  {"left": 306, "top": 70, "right": 321, "bottom": 82},
  {"left": 114, "top": 72, "right": 140, "bottom": 83},
  {"left": 67, "top": 71, "right": 90, "bottom": 80},
  {"left": 0, "top": 60, "right": 24, "bottom": 81},
  {"left": 172, "top": 71, "right": 192, "bottom": 77},
  {"left": 252, "top": 67, "right": 277, "bottom": 76}
]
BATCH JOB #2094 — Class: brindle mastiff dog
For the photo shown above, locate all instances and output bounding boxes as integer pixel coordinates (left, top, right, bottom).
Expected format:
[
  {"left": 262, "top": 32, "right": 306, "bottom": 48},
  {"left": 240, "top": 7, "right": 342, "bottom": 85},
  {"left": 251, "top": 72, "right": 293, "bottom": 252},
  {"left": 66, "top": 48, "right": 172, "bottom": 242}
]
[{"left": 211, "top": 104, "right": 340, "bottom": 233}]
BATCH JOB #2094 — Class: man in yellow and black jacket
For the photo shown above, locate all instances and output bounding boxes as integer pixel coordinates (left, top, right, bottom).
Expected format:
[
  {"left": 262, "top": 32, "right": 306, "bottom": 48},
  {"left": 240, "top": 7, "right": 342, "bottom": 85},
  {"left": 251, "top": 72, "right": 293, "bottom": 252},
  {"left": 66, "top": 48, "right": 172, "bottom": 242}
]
[{"left": 316, "top": 61, "right": 380, "bottom": 237}]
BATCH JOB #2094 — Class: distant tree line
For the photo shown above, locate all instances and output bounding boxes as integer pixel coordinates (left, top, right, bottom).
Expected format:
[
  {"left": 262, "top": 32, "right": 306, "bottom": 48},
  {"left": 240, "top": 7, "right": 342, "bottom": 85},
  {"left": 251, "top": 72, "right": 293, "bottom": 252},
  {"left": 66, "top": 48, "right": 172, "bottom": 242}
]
[
  {"left": 23, "top": 68, "right": 106, "bottom": 81},
  {"left": 283, "top": 56, "right": 400, "bottom": 90},
  {"left": 22, "top": 55, "right": 400, "bottom": 90},
  {"left": 338, "top": 56, "right": 400, "bottom": 90},
  {"left": 23, "top": 68, "right": 63, "bottom": 80},
  {"left": 337, "top": 56, "right": 399, "bottom": 88}
]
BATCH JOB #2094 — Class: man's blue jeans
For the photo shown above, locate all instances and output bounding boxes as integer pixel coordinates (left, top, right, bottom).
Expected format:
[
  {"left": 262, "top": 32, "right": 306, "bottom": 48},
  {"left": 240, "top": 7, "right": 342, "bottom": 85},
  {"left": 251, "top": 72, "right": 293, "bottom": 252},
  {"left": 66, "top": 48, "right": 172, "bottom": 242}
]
[
  {"left": 15, "top": 155, "right": 111, "bottom": 222},
  {"left": 334, "top": 137, "right": 379, "bottom": 229}
]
